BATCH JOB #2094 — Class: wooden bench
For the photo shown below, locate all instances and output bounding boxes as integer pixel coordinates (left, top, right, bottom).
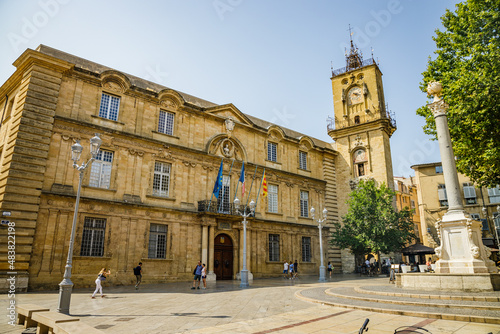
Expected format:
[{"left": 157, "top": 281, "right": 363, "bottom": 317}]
[
  {"left": 16, "top": 304, "right": 50, "bottom": 328},
  {"left": 31, "top": 311, "right": 79, "bottom": 334},
  {"left": 54, "top": 321, "right": 105, "bottom": 334}
]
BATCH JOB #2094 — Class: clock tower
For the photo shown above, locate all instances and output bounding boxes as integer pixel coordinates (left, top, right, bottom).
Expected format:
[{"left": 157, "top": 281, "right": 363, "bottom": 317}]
[{"left": 327, "top": 38, "right": 397, "bottom": 272}]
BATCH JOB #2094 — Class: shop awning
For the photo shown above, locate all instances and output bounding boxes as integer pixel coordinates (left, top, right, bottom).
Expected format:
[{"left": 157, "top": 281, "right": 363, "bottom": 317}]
[{"left": 401, "top": 244, "right": 435, "bottom": 255}]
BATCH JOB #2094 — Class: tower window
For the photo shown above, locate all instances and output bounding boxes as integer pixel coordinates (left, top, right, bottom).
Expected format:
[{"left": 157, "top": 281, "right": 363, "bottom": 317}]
[
  {"left": 354, "top": 116, "right": 360, "bottom": 124},
  {"left": 353, "top": 149, "right": 367, "bottom": 177}
]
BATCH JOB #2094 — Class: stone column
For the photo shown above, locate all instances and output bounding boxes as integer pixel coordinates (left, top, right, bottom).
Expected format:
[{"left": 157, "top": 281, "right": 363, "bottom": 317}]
[
  {"left": 201, "top": 224, "right": 208, "bottom": 265},
  {"left": 207, "top": 225, "right": 216, "bottom": 281},
  {"left": 427, "top": 82, "right": 496, "bottom": 275}
]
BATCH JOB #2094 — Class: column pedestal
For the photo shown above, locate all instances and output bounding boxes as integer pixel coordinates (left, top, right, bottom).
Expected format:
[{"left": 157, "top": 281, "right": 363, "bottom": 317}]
[{"left": 435, "top": 210, "right": 496, "bottom": 274}]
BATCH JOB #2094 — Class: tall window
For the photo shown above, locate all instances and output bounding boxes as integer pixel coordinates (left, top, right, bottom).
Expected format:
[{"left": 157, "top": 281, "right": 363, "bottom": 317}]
[
  {"left": 218, "top": 175, "right": 231, "bottom": 213},
  {"left": 89, "top": 150, "right": 113, "bottom": 189},
  {"left": 463, "top": 182, "right": 476, "bottom": 205},
  {"left": 269, "top": 234, "right": 280, "bottom": 262},
  {"left": 353, "top": 149, "right": 367, "bottom": 177},
  {"left": 153, "top": 162, "right": 171, "bottom": 197},
  {"left": 438, "top": 184, "right": 448, "bottom": 207},
  {"left": 267, "top": 142, "right": 277, "bottom": 162},
  {"left": 80, "top": 217, "right": 106, "bottom": 257},
  {"left": 98, "top": 93, "right": 120, "bottom": 121},
  {"left": 302, "top": 237, "right": 311, "bottom": 262},
  {"left": 268, "top": 184, "right": 278, "bottom": 213},
  {"left": 488, "top": 186, "right": 500, "bottom": 204},
  {"left": 148, "top": 224, "right": 167, "bottom": 259},
  {"left": 299, "top": 151, "right": 307, "bottom": 170},
  {"left": 410, "top": 200, "right": 416, "bottom": 209},
  {"left": 300, "top": 190, "right": 309, "bottom": 217},
  {"left": 158, "top": 110, "right": 175, "bottom": 136},
  {"left": 435, "top": 165, "right": 443, "bottom": 174}
]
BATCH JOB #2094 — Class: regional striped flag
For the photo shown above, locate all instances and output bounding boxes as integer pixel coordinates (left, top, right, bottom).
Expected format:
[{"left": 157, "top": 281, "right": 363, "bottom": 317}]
[{"left": 262, "top": 171, "right": 268, "bottom": 198}]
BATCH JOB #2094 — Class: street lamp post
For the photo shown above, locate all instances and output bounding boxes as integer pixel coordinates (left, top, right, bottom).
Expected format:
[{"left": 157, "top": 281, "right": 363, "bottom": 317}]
[
  {"left": 58, "top": 134, "right": 102, "bottom": 314},
  {"left": 234, "top": 197, "right": 255, "bottom": 288},
  {"left": 310, "top": 207, "right": 328, "bottom": 282}
]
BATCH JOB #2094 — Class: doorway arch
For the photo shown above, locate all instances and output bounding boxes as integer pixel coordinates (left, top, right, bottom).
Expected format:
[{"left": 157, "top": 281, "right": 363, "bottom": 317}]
[{"left": 214, "top": 233, "right": 233, "bottom": 280}]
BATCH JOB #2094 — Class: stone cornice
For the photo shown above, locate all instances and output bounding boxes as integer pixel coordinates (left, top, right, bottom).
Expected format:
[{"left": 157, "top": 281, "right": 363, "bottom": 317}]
[{"left": 328, "top": 118, "right": 395, "bottom": 140}]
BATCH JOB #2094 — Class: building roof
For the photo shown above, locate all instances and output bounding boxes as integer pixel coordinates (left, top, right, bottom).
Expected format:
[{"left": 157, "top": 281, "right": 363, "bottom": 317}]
[
  {"left": 35, "top": 45, "right": 333, "bottom": 150},
  {"left": 410, "top": 162, "right": 442, "bottom": 170}
]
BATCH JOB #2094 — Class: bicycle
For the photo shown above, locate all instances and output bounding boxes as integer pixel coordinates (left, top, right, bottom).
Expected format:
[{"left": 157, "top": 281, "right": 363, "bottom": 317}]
[{"left": 358, "top": 318, "right": 434, "bottom": 333}]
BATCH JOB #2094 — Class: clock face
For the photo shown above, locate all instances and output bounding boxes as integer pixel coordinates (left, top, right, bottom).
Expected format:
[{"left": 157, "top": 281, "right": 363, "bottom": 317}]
[{"left": 348, "top": 87, "right": 363, "bottom": 105}]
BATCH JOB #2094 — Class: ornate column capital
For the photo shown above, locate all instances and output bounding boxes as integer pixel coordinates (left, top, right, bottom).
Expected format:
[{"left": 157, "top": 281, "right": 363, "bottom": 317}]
[{"left": 428, "top": 99, "right": 449, "bottom": 118}]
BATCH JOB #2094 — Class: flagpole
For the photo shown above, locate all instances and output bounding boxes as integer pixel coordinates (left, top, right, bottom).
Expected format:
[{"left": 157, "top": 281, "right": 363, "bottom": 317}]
[
  {"left": 219, "top": 159, "right": 234, "bottom": 213},
  {"left": 245, "top": 166, "right": 258, "bottom": 207},
  {"left": 233, "top": 161, "right": 242, "bottom": 204},
  {"left": 254, "top": 168, "right": 266, "bottom": 211},
  {"left": 207, "top": 158, "right": 224, "bottom": 212}
]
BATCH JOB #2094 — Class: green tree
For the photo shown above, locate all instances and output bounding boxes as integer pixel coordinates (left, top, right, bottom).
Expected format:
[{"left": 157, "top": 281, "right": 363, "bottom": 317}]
[
  {"left": 417, "top": 0, "right": 500, "bottom": 187},
  {"left": 330, "top": 179, "right": 415, "bottom": 258}
]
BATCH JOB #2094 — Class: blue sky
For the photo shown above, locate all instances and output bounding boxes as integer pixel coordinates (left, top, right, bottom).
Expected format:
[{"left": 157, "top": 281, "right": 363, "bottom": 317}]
[{"left": 0, "top": 0, "right": 461, "bottom": 177}]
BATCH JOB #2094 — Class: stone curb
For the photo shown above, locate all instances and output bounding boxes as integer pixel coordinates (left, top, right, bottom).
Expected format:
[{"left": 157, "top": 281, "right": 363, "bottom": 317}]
[
  {"left": 355, "top": 286, "right": 500, "bottom": 302},
  {"left": 325, "top": 287, "right": 500, "bottom": 311},
  {"left": 294, "top": 288, "right": 500, "bottom": 325}
]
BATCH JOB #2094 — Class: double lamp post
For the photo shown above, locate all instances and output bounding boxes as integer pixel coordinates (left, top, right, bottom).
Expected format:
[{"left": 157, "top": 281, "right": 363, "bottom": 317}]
[
  {"left": 310, "top": 207, "right": 328, "bottom": 282},
  {"left": 233, "top": 197, "right": 255, "bottom": 288},
  {"left": 58, "top": 134, "right": 102, "bottom": 314}
]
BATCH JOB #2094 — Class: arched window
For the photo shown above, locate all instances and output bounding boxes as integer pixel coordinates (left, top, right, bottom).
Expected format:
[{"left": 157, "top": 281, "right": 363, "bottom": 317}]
[{"left": 353, "top": 149, "right": 367, "bottom": 177}]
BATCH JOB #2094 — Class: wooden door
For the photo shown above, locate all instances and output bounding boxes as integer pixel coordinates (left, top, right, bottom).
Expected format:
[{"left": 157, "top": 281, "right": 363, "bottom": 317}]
[{"left": 214, "top": 233, "right": 233, "bottom": 280}]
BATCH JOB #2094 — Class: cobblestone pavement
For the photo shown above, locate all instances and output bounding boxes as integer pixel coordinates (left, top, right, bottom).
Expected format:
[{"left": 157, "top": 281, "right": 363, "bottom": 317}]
[{"left": 1, "top": 275, "right": 500, "bottom": 333}]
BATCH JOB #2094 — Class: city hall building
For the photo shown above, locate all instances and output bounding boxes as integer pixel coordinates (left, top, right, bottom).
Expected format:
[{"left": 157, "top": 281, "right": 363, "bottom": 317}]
[{"left": 0, "top": 42, "right": 396, "bottom": 291}]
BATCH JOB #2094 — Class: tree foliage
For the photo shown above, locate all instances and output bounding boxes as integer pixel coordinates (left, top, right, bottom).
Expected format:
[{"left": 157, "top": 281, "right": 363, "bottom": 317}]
[
  {"left": 416, "top": 0, "right": 500, "bottom": 187},
  {"left": 330, "top": 179, "right": 416, "bottom": 256}
]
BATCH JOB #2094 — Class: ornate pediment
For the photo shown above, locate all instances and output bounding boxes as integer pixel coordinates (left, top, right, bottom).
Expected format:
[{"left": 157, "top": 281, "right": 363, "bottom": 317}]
[
  {"left": 207, "top": 134, "right": 247, "bottom": 161},
  {"left": 206, "top": 104, "right": 253, "bottom": 127}
]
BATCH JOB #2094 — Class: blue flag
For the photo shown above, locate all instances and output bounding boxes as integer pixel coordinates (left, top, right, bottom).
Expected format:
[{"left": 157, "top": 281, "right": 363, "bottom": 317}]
[
  {"left": 238, "top": 162, "right": 245, "bottom": 196},
  {"left": 213, "top": 160, "right": 223, "bottom": 198}
]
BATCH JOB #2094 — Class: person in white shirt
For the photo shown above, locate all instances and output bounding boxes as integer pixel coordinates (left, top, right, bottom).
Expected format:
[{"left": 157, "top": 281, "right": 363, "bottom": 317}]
[{"left": 283, "top": 261, "right": 289, "bottom": 278}]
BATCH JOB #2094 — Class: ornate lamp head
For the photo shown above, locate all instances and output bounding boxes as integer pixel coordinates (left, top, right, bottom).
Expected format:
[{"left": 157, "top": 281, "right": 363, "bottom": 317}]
[
  {"left": 249, "top": 200, "right": 255, "bottom": 213},
  {"left": 89, "top": 133, "right": 102, "bottom": 158},
  {"left": 71, "top": 140, "right": 83, "bottom": 163},
  {"left": 233, "top": 197, "right": 240, "bottom": 210}
]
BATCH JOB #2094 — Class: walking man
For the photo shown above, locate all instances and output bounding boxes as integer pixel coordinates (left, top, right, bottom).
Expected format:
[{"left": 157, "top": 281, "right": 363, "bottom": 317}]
[
  {"left": 134, "top": 262, "right": 142, "bottom": 289},
  {"left": 192, "top": 261, "right": 203, "bottom": 290},
  {"left": 283, "top": 260, "right": 289, "bottom": 279}
]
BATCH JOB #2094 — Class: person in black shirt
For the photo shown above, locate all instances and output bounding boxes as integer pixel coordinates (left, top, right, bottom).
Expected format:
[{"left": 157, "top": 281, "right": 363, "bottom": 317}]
[{"left": 134, "top": 262, "right": 142, "bottom": 289}]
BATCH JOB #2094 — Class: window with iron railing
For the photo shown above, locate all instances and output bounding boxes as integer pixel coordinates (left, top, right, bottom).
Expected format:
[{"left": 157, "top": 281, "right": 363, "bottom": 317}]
[
  {"left": 269, "top": 234, "right": 280, "bottom": 262},
  {"left": 148, "top": 224, "right": 167, "bottom": 259},
  {"left": 302, "top": 237, "right": 311, "bottom": 262},
  {"left": 80, "top": 217, "right": 106, "bottom": 257}
]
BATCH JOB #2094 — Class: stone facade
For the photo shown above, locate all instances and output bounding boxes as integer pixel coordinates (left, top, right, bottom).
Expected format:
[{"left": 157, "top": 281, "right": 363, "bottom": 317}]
[{"left": 0, "top": 46, "right": 339, "bottom": 291}]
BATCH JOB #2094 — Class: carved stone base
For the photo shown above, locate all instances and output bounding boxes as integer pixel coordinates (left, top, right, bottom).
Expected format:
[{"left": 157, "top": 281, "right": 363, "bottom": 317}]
[
  {"left": 206, "top": 272, "right": 216, "bottom": 282},
  {"left": 397, "top": 273, "right": 500, "bottom": 292},
  {"left": 434, "top": 210, "right": 497, "bottom": 274}
]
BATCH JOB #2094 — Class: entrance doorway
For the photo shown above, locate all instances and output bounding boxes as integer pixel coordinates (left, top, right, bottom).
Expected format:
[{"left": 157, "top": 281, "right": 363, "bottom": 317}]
[{"left": 214, "top": 233, "right": 233, "bottom": 280}]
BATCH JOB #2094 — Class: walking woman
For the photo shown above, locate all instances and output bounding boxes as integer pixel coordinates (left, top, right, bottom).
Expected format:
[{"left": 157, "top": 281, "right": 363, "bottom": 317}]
[
  {"left": 92, "top": 268, "right": 111, "bottom": 298},
  {"left": 201, "top": 263, "right": 207, "bottom": 289}
]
